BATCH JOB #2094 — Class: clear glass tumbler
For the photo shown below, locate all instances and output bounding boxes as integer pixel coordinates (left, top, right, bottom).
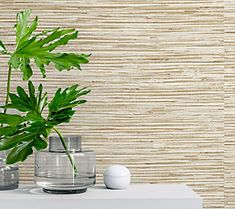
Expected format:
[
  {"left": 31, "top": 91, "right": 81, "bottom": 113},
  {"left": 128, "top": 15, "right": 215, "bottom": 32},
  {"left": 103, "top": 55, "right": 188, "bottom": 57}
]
[
  {"left": 35, "top": 135, "right": 96, "bottom": 194},
  {"left": 0, "top": 151, "right": 19, "bottom": 190},
  {"left": 0, "top": 108, "right": 19, "bottom": 190}
]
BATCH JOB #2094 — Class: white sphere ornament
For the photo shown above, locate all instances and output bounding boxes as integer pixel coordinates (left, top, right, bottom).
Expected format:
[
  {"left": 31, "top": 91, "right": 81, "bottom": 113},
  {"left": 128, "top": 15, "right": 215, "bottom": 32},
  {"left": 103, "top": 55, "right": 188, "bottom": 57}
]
[{"left": 103, "top": 165, "right": 131, "bottom": 189}]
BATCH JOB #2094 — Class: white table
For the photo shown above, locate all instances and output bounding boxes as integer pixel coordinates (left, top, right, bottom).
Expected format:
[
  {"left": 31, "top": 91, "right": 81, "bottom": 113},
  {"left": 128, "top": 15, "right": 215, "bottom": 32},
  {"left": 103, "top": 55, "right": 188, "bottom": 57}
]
[{"left": 0, "top": 184, "right": 202, "bottom": 209}]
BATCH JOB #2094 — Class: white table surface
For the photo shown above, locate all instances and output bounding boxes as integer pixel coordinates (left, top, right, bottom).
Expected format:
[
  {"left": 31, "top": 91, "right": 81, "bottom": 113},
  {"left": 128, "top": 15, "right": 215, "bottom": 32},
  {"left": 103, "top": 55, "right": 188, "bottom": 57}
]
[{"left": 0, "top": 184, "right": 203, "bottom": 209}]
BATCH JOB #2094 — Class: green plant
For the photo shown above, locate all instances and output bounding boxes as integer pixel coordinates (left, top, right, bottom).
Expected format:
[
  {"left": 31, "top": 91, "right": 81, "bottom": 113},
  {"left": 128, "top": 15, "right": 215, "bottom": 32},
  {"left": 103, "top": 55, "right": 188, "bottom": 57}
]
[{"left": 0, "top": 10, "right": 90, "bottom": 173}]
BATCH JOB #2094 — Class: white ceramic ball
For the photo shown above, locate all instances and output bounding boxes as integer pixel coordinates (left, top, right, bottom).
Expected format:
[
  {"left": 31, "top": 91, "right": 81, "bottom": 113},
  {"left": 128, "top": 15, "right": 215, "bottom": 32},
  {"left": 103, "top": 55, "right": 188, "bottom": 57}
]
[{"left": 103, "top": 165, "right": 131, "bottom": 189}]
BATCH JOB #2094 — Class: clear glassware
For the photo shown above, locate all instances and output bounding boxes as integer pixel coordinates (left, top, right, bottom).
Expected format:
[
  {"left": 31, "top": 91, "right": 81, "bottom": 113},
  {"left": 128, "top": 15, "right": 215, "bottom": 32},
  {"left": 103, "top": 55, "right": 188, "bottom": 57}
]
[
  {"left": 35, "top": 135, "right": 96, "bottom": 194},
  {"left": 0, "top": 107, "right": 19, "bottom": 190},
  {"left": 0, "top": 151, "right": 19, "bottom": 190}
]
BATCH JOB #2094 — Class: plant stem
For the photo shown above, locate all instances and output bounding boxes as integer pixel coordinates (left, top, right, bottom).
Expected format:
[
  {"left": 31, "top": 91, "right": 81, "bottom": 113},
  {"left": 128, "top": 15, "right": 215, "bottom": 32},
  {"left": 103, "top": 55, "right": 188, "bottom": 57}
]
[
  {"left": 4, "top": 65, "right": 12, "bottom": 114},
  {"left": 1, "top": 65, "right": 12, "bottom": 127},
  {"left": 53, "top": 127, "right": 78, "bottom": 176}
]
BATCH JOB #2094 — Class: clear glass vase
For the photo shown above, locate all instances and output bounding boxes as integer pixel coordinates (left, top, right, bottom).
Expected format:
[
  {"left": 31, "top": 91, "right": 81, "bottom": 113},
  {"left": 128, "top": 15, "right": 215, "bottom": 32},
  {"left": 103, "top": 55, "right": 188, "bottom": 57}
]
[
  {"left": 35, "top": 135, "right": 96, "bottom": 194},
  {"left": 0, "top": 151, "right": 19, "bottom": 190}
]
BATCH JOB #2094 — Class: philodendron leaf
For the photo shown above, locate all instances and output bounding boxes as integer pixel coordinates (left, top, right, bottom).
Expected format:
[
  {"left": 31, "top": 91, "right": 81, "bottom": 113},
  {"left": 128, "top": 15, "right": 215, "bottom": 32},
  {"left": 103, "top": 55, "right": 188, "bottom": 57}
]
[
  {"left": 34, "top": 136, "right": 47, "bottom": 151},
  {"left": 1, "top": 123, "right": 49, "bottom": 164},
  {"left": 0, "top": 113, "right": 25, "bottom": 126},
  {"left": 20, "top": 56, "right": 33, "bottom": 80},
  {"left": 51, "top": 53, "right": 89, "bottom": 71},
  {"left": 0, "top": 126, "right": 19, "bottom": 137},
  {"left": 40, "top": 29, "right": 78, "bottom": 51},
  {"left": 6, "top": 135, "right": 47, "bottom": 164},
  {"left": 3, "top": 81, "right": 47, "bottom": 115},
  {"left": 0, "top": 132, "right": 35, "bottom": 151},
  {"left": 6, "top": 140, "right": 34, "bottom": 164},
  {"left": 15, "top": 10, "right": 38, "bottom": 46},
  {"left": 0, "top": 40, "right": 8, "bottom": 54},
  {"left": 48, "top": 85, "right": 90, "bottom": 113},
  {"left": 9, "top": 10, "right": 90, "bottom": 80},
  {"left": 48, "top": 85, "right": 90, "bottom": 125},
  {"left": 8, "top": 54, "right": 21, "bottom": 69},
  {"left": 0, "top": 121, "right": 50, "bottom": 164},
  {"left": 34, "top": 57, "right": 46, "bottom": 78}
]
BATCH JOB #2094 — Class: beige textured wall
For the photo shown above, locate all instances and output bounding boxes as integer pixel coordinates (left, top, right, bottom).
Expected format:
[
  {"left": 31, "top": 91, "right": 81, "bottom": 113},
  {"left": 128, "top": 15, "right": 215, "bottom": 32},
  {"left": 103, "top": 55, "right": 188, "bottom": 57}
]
[
  {"left": 225, "top": 0, "right": 235, "bottom": 208},
  {"left": 0, "top": 0, "right": 232, "bottom": 208}
]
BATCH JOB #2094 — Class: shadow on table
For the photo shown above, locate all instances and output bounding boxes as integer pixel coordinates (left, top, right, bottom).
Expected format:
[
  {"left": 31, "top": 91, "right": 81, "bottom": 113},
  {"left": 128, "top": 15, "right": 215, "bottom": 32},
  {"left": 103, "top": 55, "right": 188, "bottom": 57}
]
[{"left": 4, "top": 185, "right": 107, "bottom": 195}]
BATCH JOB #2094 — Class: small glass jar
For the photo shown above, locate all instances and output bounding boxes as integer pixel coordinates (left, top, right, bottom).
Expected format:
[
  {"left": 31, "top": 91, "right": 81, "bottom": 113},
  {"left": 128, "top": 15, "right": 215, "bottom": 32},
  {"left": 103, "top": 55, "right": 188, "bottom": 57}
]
[
  {"left": 35, "top": 135, "right": 96, "bottom": 194},
  {"left": 0, "top": 108, "right": 19, "bottom": 190},
  {"left": 0, "top": 151, "right": 19, "bottom": 190}
]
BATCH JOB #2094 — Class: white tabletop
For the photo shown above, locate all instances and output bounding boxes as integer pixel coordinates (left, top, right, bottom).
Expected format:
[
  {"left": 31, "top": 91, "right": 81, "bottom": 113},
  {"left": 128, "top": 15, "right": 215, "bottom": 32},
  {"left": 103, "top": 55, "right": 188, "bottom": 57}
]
[{"left": 0, "top": 184, "right": 203, "bottom": 209}]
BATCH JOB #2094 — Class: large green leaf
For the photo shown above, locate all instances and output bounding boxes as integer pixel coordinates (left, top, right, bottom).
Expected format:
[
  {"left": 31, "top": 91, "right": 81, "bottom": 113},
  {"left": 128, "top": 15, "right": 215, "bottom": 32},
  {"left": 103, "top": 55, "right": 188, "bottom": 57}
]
[
  {"left": 6, "top": 134, "right": 47, "bottom": 164},
  {"left": 9, "top": 10, "right": 90, "bottom": 80},
  {"left": 0, "top": 132, "right": 35, "bottom": 151},
  {"left": 0, "top": 120, "right": 50, "bottom": 164},
  {"left": 0, "top": 126, "right": 19, "bottom": 137},
  {"left": 48, "top": 85, "right": 90, "bottom": 125},
  {"left": 49, "top": 85, "right": 90, "bottom": 112},
  {"left": 6, "top": 140, "right": 34, "bottom": 164},
  {"left": 0, "top": 113, "right": 25, "bottom": 126},
  {"left": 0, "top": 40, "right": 8, "bottom": 54},
  {"left": 21, "top": 56, "right": 33, "bottom": 80},
  {"left": 15, "top": 10, "right": 32, "bottom": 44},
  {"left": 33, "top": 136, "right": 47, "bottom": 151},
  {"left": 3, "top": 81, "right": 47, "bottom": 115}
]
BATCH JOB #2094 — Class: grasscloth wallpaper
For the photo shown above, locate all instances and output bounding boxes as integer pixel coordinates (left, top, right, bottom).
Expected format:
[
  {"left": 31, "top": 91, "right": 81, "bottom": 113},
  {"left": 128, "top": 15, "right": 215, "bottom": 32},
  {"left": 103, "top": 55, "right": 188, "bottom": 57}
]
[{"left": 0, "top": 0, "right": 233, "bottom": 208}]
